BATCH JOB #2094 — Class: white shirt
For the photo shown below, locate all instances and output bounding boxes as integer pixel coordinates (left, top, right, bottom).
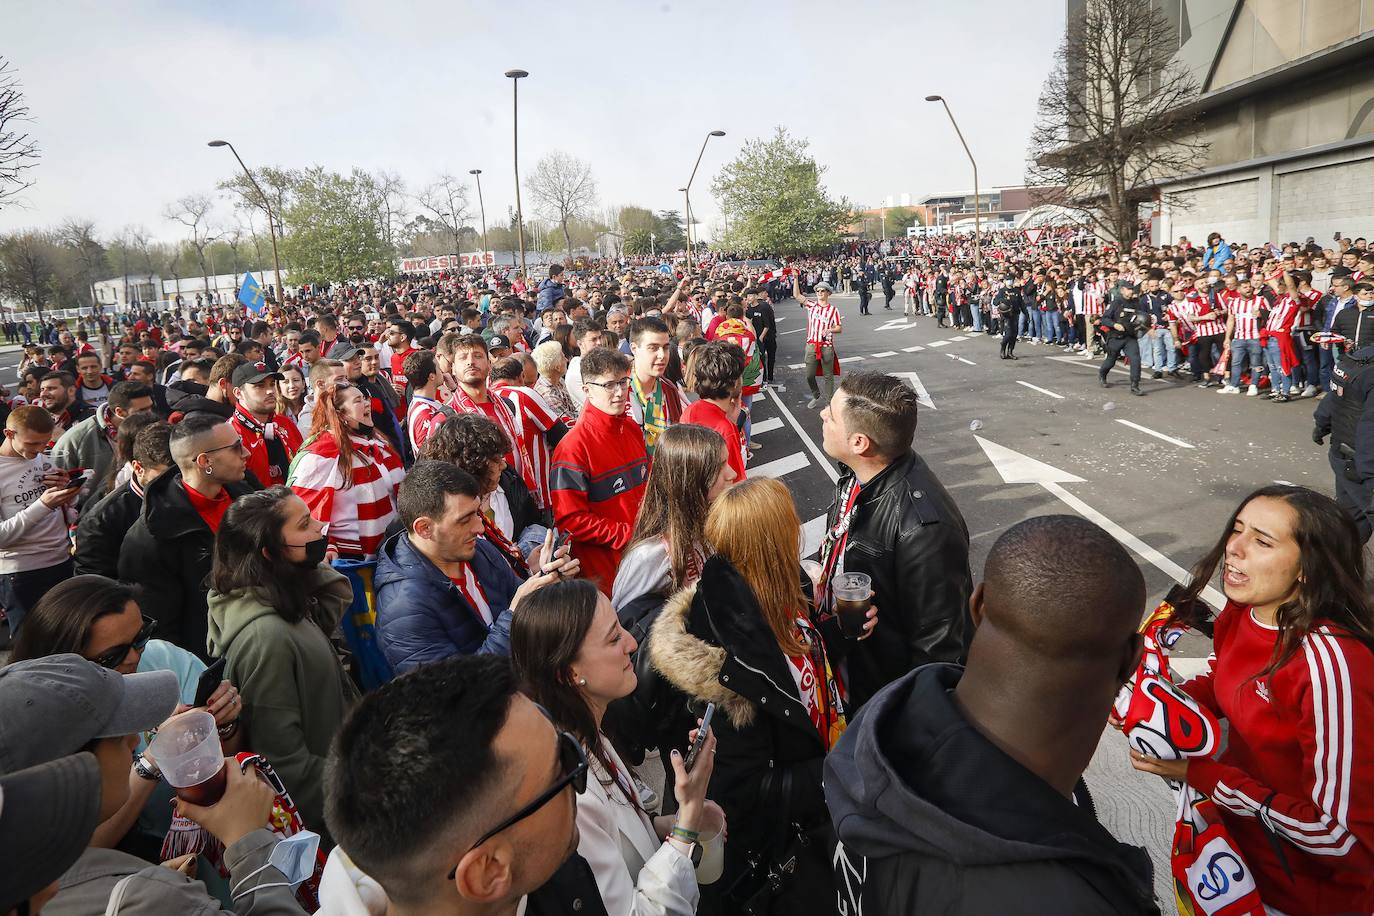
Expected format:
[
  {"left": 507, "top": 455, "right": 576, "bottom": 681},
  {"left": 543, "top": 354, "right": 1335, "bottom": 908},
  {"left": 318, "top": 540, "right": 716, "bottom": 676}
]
[{"left": 566, "top": 356, "right": 587, "bottom": 411}]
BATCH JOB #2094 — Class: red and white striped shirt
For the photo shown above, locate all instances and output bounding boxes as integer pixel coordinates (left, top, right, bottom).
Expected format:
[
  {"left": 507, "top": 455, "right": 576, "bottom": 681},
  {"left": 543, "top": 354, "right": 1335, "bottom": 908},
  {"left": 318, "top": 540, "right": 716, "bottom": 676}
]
[
  {"left": 406, "top": 395, "right": 450, "bottom": 454},
  {"left": 288, "top": 431, "right": 404, "bottom": 559},
  {"left": 1184, "top": 291, "right": 1227, "bottom": 338},
  {"left": 803, "top": 299, "right": 841, "bottom": 346},
  {"left": 1083, "top": 280, "right": 1108, "bottom": 317},
  {"left": 1229, "top": 295, "right": 1265, "bottom": 340},
  {"left": 491, "top": 382, "right": 562, "bottom": 509},
  {"left": 282, "top": 350, "right": 305, "bottom": 369},
  {"left": 1266, "top": 295, "right": 1300, "bottom": 334}
]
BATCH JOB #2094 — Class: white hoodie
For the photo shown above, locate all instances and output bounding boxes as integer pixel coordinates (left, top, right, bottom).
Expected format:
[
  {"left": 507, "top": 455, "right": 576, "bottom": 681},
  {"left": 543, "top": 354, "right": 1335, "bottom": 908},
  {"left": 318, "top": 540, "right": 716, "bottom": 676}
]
[{"left": 0, "top": 450, "right": 70, "bottom": 573}]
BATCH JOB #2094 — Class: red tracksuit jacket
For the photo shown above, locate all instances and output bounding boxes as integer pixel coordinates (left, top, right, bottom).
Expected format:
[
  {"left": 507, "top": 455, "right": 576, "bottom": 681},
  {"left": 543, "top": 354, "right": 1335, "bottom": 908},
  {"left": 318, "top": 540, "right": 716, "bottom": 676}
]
[
  {"left": 549, "top": 402, "right": 648, "bottom": 596},
  {"left": 1182, "top": 601, "right": 1374, "bottom": 914}
]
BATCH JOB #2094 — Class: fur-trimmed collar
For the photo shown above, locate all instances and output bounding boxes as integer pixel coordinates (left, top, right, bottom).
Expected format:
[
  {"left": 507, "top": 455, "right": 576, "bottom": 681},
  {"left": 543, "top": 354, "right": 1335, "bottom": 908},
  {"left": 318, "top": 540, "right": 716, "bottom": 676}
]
[{"left": 649, "top": 581, "right": 760, "bottom": 729}]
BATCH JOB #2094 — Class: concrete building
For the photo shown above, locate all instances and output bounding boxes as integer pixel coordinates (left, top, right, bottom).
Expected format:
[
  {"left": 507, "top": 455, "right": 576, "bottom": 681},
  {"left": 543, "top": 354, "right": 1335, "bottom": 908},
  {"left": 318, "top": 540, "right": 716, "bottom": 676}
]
[{"left": 1126, "top": 0, "right": 1374, "bottom": 245}]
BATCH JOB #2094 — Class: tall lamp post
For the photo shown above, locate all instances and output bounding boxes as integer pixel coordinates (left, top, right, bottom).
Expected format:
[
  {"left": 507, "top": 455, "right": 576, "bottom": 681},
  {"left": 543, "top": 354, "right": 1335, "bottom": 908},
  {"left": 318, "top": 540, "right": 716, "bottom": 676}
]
[
  {"left": 207, "top": 139, "right": 285, "bottom": 307},
  {"left": 924, "top": 95, "right": 982, "bottom": 267},
  {"left": 684, "top": 129, "right": 725, "bottom": 266},
  {"left": 468, "top": 168, "right": 489, "bottom": 263},
  {"left": 504, "top": 69, "right": 529, "bottom": 279},
  {"left": 678, "top": 187, "right": 690, "bottom": 266}
]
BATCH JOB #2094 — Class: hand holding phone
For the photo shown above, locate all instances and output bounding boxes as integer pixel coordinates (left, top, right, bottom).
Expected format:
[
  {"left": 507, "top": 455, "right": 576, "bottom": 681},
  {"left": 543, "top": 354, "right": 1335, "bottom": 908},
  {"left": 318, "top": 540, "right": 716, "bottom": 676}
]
[
  {"left": 684, "top": 703, "right": 716, "bottom": 773},
  {"left": 194, "top": 657, "right": 228, "bottom": 708}
]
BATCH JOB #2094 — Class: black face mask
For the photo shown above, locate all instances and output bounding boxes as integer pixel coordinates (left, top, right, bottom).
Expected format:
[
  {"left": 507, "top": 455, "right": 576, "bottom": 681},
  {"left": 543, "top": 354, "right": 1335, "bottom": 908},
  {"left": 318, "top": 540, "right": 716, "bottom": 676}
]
[{"left": 297, "top": 536, "right": 328, "bottom": 567}]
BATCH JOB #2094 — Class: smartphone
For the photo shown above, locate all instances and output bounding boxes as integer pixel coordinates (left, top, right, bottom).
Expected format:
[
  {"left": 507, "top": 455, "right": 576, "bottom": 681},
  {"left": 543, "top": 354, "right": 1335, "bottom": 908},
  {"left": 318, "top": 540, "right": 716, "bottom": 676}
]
[
  {"left": 62, "top": 468, "right": 92, "bottom": 490},
  {"left": 194, "top": 657, "right": 228, "bottom": 707},
  {"left": 552, "top": 528, "right": 572, "bottom": 555},
  {"left": 684, "top": 702, "right": 716, "bottom": 772}
]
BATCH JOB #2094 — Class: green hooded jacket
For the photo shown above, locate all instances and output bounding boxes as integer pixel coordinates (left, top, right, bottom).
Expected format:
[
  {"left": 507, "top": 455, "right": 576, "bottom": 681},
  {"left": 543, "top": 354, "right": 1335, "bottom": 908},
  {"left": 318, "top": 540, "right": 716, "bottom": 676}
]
[{"left": 206, "top": 565, "right": 360, "bottom": 846}]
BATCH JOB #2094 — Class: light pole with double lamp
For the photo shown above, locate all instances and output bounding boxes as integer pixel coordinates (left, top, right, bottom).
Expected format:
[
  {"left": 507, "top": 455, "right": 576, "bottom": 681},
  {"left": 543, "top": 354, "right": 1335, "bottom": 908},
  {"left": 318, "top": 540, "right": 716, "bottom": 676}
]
[
  {"left": 684, "top": 129, "right": 725, "bottom": 266},
  {"left": 505, "top": 68, "right": 529, "bottom": 279},
  {"left": 469, "top": 168, "right": 489, "bottom": 263},
  {"left": 207, "top": 139, "right": 285, "bottom": 306},
  {"left": 924, "top": 95, "right": 982, "bottom": 267}
]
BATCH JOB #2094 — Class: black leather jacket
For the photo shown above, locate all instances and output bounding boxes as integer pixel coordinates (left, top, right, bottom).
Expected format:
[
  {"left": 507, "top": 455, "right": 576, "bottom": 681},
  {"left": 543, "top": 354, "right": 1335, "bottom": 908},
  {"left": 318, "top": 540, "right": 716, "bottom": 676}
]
[{"left": 826, "top": 450, "right": 972, "bottom": 710}]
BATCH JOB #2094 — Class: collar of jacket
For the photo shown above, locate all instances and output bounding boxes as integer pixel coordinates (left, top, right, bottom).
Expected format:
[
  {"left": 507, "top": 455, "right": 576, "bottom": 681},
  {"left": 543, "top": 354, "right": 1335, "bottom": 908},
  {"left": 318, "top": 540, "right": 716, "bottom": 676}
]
[
  {"left": 650, "top": 555, "right": 819, "bottom": 743},
  {"left": 579, "top": 401, "right": 635, "bottom": 435},
  {"left": 840, "top": 449, "right": 916, "bottom": 505},
  {"left": 140, "top": 468, "right": 254, "bottom": 540},
  {"left": 380, "top": 530, "right": 510, "bottom": 610}
]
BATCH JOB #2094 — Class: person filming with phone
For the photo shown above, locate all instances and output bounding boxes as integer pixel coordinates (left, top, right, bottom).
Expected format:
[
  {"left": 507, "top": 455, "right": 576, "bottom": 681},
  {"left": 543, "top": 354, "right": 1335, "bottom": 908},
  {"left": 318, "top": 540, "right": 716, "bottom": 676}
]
[{"left": 513, "top": 578, "right": 724, "bottom": 915}]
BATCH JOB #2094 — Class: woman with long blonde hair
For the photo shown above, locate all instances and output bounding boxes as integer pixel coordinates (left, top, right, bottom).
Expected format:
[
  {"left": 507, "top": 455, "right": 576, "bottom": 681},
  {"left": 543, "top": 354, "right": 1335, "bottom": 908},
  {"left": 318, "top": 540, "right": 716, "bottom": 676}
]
[{"left": 648, "top": 478, "right": 850, "bottom": 913}]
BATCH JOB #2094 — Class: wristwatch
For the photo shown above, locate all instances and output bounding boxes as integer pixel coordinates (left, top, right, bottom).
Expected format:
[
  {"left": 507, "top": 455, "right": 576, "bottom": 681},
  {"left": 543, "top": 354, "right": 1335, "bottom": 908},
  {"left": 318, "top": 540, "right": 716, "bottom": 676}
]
[{"left": 132, "top": 753, "right": 162, "bottom": 782}]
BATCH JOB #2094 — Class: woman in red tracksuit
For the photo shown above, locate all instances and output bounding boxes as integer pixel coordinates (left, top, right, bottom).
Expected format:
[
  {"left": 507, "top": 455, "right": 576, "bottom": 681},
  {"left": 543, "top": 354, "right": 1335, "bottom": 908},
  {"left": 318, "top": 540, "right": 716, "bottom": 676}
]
[{"left": 1131, "top": 485, "right": 1374, "bottom": 915}]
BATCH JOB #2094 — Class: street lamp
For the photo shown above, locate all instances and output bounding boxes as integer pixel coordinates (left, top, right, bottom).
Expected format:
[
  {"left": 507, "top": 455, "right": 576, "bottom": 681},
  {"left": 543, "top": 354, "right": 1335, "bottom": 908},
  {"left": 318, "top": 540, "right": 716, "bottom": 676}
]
[
  {"left": 678, "top": 187, "right": 690, "bottom": 266},
  {"left": 505, "top": 69, "right": 529, "bottom": 279},
  {"left": 208, "top": 139, "right": 285, "bottom": 308},
  {"left": 924, "top": 96, "right": 982, "bottom": 267},
  {"left": 468, "top": 168, "right": 489, "bottom": 263},
  {"left": 684, "top": 129, "right": 725, "bottom": 266}
]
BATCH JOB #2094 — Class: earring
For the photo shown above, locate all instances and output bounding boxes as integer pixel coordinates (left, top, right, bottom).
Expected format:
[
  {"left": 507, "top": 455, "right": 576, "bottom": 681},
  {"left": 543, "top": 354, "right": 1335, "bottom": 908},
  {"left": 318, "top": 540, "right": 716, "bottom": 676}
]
[{"left": 577, "top": 677, "right": 587, "bottom": 686}]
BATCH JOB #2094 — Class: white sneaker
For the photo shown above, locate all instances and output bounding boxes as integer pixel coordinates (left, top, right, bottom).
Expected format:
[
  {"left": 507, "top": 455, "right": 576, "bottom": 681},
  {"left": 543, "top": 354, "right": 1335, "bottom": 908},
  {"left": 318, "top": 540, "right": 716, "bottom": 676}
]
[
  {"left": 1302, "top": 385, "right": 1319, "bottom": 397},
  {"left": 1218, "top": 385, "right": 1240, "bottom": 394},
  {"left": 1246, "top": 384, "right": 1259, "bottom": 396},
  {"left": 806, "top": 397, "right": 822, "bottom": 409}
]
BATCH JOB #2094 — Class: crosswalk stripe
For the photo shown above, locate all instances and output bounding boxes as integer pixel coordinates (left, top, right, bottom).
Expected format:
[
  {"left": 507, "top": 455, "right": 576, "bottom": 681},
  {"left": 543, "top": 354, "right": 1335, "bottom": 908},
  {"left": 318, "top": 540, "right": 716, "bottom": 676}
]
[
  {"left": 750, "top": 416, "right": 783, "bottom": 435},
  {"left": 928, "top": 340, "right": 950, "bottom": 348},
  {"left": 950, "top": 335, "right": 968, "bottom": 342},
  {"left": 801, "top": 515, "right": 828, "bottom": 558},
  {"left": 751, "top": 451, "right": 810, "bottom": 480},
  {"left": 902, "top": 345, "right": 925, "bottom": 352},
  {"left": 788, "top": 363, "right": 804, "bottom": 369},
  {"left": 871, "top": 351, "right": 896, "bottom": 358}
]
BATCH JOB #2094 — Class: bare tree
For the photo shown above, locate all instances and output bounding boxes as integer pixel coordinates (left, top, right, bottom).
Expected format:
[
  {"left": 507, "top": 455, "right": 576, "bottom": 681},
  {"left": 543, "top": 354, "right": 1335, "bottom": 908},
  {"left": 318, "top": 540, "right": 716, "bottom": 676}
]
[
  {"left": 414, "top": 174, "right": 471, "bottom": 256},
  {"left": 0, "top": 231, "right": 63, "bottom": 322},
  {"left": 371, "top": 169, "right": 409, "bottom": 252},
  {"left": 1025, "top": 0, "right": 1208, "bottom": 245},
  {"left": 164, "top": 194, "right": 222, "bottom": 298},
  {"left": 217, "top": 166, "right": 297, "bottom": 235},
  {"left": 0, "top": 58, "right": 40, "bottom": 211},
  {"left": 58, "top": 219, "right": 107, "bottom": 308},
  {"left": 526, "top": 152, "right": 597, "bottom": 260}
]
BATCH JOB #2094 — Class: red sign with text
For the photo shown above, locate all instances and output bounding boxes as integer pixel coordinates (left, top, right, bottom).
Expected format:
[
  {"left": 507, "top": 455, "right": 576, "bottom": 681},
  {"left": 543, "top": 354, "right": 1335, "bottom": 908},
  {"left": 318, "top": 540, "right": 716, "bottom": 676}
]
[{"left": 399, "top": 252, "right": 496, "bottom": 273}]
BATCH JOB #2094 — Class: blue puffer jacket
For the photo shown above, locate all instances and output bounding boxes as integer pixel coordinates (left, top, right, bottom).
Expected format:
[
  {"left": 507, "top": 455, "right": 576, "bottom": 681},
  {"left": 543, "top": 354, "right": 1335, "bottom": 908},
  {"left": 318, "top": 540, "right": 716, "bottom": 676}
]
[
  {"left": 374, "top": 531, "right": 522, "bottom": 674},
  {"left": 536, "top": 278, "right": 566, "bottom": 313}
]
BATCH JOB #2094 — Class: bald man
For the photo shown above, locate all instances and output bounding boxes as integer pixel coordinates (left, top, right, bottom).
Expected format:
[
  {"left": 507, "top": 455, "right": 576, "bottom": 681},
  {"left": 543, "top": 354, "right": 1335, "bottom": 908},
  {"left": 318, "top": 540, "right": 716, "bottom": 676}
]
[{"left": 825, "top": 515, "right": 1159, "bottom": 915}]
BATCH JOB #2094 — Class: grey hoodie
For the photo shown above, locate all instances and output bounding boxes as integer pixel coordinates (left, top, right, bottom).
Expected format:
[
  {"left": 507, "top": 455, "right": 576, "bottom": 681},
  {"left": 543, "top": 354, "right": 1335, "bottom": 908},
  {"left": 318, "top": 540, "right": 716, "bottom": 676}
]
[
  {"left": 47, "top": 828, "right": 306, "bottom": 915},
  {"left": 824, "top": 664, "right": 1159, "bottom": 915}
]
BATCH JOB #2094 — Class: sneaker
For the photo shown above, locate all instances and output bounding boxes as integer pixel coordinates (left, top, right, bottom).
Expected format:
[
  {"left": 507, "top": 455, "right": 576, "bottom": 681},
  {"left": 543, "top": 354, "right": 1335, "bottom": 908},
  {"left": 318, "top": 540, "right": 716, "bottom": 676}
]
[
  {"left": 806, "top": 397, "right": 822, "bottom": 409},
  {"left": 1273, "top": 394, "right": 1291, "bottom": 403},
  {"left": 1152, "top": 371, "right": 1163, "bottom": 380},
  {"left": 1130, "top": 386, "right": 1143, "bottom": 397},
  {"left": 1246, "top": 384, "right": 1259, "bottom": 396},
  {"left": 632, "top": 773, "right": 659, "bottom": 811},
  {"left": 1099, "top": 378, "right": 1110, "bottom": 388},
  {"left": 1218, "top": 385, "right": 1240, "bottom": 394},
  {"left": 1302, "top": 384, "right": 1319, "bottom": 397}
]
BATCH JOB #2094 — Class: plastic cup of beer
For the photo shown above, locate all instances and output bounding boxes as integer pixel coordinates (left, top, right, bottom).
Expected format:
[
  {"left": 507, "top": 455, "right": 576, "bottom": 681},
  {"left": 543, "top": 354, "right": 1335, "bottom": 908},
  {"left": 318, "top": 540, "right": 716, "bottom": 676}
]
[
  {"left": 831, "top": 571, "right": 873, "bottom": 639},
  {"left": 148, "top": 709, "right": 227, "bottom": 806},
  {"left": 692, "top": 806, "right": 726, "bottom": 885}
]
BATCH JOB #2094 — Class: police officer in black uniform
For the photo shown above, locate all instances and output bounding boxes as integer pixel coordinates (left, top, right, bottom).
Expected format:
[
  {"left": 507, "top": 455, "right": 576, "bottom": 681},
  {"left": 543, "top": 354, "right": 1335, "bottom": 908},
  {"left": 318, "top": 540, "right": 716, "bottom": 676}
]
[
  {"left": 1313, "top": 341, "right": 1374, "bottom": 542},
  {"left": 995, "top": 277, "right": 1021, "bottom": 360},
  {"left": 1098, "top": 280, "right": 1147, "bottom": 395},
  {"left": 745, "top": 285, "right": 779, "bottom": 390},
  {"left": 855, "top": 262, "right": 873, "bottom": 315}
]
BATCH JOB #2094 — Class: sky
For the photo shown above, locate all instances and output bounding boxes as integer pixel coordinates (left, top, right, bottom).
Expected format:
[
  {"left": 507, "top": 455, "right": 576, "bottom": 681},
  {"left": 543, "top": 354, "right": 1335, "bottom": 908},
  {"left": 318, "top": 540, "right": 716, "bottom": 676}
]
[{"left": 0, "top": 0, "right": 1066, "bottom": 245}]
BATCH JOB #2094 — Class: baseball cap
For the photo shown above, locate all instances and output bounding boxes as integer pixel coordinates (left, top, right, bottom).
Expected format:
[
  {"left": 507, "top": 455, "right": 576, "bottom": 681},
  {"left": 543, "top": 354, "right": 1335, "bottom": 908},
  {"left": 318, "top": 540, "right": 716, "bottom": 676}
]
[
  {"left": 814, "top": 282, "right": 833, "bottom": 292},
  {"left": 488, "top": 334, "right": 511, "bottom": 351},
  {"left": 1119, "top": 279, "right": 1140, "bottom": 291},
  {"left": 0, "top": 655, "right": 179, "bottom": 775},
  {"left": 231, "top": 360, "right": 282, "bottom": 387},
  {"left": 0, "top": 753, "right": 101, "bottom": 911},
  {"left": 333, "top": 346, "right": 366, "bottom": 361}
]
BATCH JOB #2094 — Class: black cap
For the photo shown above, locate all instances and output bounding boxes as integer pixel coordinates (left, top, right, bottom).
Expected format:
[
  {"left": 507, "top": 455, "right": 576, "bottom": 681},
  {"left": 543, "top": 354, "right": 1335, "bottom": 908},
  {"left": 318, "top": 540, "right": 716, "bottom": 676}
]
[
  {"left": 1118, "top": 279, "right": 1140, "bottom": 291},
  {"left": 231, "top": 361, "right": 281, "bottom": 387},
  {"left": 488, "top": 334, "right": 511, "bottom": 351}
]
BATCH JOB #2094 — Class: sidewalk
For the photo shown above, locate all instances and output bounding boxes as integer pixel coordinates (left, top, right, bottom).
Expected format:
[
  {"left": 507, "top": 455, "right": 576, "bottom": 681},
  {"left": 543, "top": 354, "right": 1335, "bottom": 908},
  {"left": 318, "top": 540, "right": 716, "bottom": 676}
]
[{"left": 1085, "top": 729, "right": 1177, "bottom": 908}]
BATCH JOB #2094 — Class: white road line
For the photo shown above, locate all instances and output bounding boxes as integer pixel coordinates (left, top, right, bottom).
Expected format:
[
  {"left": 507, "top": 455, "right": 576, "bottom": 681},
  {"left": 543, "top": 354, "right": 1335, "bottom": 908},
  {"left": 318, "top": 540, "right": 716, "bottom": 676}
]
[
  {"left": 891, "top": 371, "right": 936, "bottom": 410},
  {"left": 847, "top": 355, "right": 866, "bottom": 362},
  {"left": 787, "top": 363, "right": 804, "bottom": 369},
  {"left": 775, "top": 316, "right": 789, "bottom": 321},
  {"left": 871, "top": 351, "right": 896, "bottom": 358},
  {"left": 949, "top": 335, "right": 968, "bottom": 341},
  {"left": 801, "top": 514, "right": 827, "bottom": 558},
  {"left": 1045, "top": 354, "right": 1167, "bottom": 383},
  {"left": 927, "top": 340, "right": 950, "bottom": 348},
  {"left": 902, "top": 345, "right": 925, "bottom": 352},
  {"left": 764, "top": 387, "right": 840, "bottom": 483},
  {"left": 1115, "top": 419, "right": 1195, "bottom": 449},
  {"left": 751, "top": 451, "right": 810, "bottom": 479},
  {"left": 750, "top": 416, "right": 783, "bottom": 435},
  {"left": 1274, "top": 479, "right": 1294, "bottom": 485},
  {"left": 952, "top": 355, "right": 976, "bottom": 366},
  {"left": 779, "top": 327, "right": 805, "bottom": 335},
  {"left": 1016, "top": 380, "right": 1065, "bottom": 399}
]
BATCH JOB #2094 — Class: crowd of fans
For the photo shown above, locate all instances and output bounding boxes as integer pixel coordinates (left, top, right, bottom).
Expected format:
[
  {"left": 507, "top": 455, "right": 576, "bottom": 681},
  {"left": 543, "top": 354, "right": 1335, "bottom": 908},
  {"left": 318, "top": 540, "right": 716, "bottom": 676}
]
[{"left": 0, "top": 234, "right": 1371, "bottom": 916}]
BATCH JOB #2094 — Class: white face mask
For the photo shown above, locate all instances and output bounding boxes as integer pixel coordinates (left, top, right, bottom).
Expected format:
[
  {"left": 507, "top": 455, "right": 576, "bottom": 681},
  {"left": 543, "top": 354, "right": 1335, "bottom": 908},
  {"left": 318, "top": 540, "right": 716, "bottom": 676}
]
[{"left": 1359, "top": 298, "right": 1374, "bottom": 309}]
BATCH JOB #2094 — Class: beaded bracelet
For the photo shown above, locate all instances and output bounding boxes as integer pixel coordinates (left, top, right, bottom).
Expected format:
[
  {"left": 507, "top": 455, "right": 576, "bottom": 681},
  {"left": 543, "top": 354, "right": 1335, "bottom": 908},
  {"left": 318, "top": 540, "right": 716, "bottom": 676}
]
[{"left": 670, "top": 825, "right": 700, "bottom": 844}]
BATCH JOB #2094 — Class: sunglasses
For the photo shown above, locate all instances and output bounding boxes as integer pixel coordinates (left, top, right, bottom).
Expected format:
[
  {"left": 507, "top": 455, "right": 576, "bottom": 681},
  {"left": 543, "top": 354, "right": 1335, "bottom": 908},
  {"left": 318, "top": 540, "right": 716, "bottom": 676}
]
[
  {"left": 88, "top": 615, "right": 156, "bottom": 669},
  {"left": 449, "top": 721, "right": 587, "bottom": 878}
]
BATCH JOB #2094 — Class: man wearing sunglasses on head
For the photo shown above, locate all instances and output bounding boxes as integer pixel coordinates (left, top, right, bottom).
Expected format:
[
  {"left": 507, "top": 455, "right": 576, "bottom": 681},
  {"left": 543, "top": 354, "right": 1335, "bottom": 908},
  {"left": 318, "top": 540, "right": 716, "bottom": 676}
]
[{"left": 324, "top": 655, "right": 605, "bottom": 916}]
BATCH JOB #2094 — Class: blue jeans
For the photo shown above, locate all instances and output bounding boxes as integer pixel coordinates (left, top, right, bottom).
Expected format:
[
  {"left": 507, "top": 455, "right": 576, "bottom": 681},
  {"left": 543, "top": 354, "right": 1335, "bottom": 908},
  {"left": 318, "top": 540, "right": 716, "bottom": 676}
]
[
  {"left": 741, "top": 393, "right": 754, "bottom": 448},
  {"left": 1142, "top": 328, "right": 1177, "bottom": 370},
  {"left": 1320, "top": 346, "right": 1339, "bottom": 389},
  {"left": 1263, "top": 338, "right": 1293, "bottom": 395},
  {"left": 1018, "top": 311, "right": 1030, "bottom": 336},
  {"left": 1229, "top": 338, "right": 1263, "bottom": 388},
  {"left": 971, "top": 307, "right": 984, "bottom": 332},
  {"left": 0, "top": 559, "right": 73, "bottom": 639}
]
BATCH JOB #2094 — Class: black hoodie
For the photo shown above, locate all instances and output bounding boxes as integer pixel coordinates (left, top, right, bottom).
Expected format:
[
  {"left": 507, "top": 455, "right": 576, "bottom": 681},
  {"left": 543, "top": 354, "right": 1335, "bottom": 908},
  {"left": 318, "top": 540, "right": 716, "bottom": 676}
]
[{"left": 824, "top": 664, "right": 1159, "bottom": 915}]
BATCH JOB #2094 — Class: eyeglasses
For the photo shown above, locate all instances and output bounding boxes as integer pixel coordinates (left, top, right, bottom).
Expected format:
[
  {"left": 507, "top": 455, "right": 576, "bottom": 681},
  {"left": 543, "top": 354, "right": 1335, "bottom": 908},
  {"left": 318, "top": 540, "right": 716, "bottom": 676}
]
[
  {"left": 201, "top": 438, "right": 247, "bottom": 456},
  {"left": 88, "top": 616, "right": 156, "bottom": 669},
  {"left": 448, "top": 719, "right": 587, "bottom": 878},
  {"left": 585, "top": 377, "right": 631, "bottom": 391}
]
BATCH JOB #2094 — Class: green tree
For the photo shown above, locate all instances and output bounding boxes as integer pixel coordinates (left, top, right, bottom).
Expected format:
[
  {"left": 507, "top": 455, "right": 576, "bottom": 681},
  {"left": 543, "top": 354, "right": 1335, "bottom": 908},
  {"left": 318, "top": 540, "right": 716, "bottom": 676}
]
[
  {"left": 0, "top": 230, "right": 82, "bottom": 320},
  {"left": 654, "top": 210, "right": 686, "bottom": 252},
  {"left": 710, "top": 127, "right": 851, "bottom": 256},
  {"left": 280, "top": 167, "right": 394, "bottom": 284}
]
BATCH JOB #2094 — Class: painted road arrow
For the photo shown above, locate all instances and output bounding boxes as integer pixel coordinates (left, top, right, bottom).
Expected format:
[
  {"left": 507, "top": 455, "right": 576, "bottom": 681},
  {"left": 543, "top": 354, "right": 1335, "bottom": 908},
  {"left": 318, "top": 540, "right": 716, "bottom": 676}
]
[
  {"left": 974, "top": 435, "right": 1226, "bottom": 609},
  {"left": 892, "top": 371, "right": 936, "bottom": 410}
]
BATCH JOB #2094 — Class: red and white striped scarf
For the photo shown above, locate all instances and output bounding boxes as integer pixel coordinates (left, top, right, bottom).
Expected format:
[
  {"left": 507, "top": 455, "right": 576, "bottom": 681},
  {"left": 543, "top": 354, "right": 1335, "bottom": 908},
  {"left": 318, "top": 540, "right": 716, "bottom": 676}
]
[{"left": 449, "top": 385, "right": 539, "bottom": 500}]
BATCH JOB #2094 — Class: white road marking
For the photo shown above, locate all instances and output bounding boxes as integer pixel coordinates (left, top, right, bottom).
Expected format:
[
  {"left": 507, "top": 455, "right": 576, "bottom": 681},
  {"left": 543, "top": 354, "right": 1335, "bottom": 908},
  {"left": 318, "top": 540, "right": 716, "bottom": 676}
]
[
  {"left": 891, "top": 371, "right": 936, "bottom": 410},
  {"left": 951, "top": 355, "right": 975, "bottom": 366},
  {"left": 1274, "top": 479, "right": 1294, "bottom": 485},
  {"left": 751, "top": 451, "right": 810, "bottom": 479},
  {"left": 779, "top": 327, "right": 805, "bottom": 335},
  {"left": 902, "top": 345, "right": 925, "bottom": 352},
  {"left": 763, "top": 387, "right": 840, "bottom": 483},
  {"left": 927, "top": 340, "right": 950, "bottom": 348},
  {"left": 871, "top": 351, "right": 896, "bottom": 358},
  {"left": 1016, "top": 380, "right": 1065, "bottom": 399},
  {"left": 974, "top": 435, "right": 1226, "bottom": 609},
  {"left": 750, "top": 416, "right": 783, "bottom": 435},
  {"left": 875, "top": 318, "right": 921, "bottom": 331},
  {"left": 949, "top": 335, "right": 968, "bottom": 341},
  {"left": 1045, "top": 354, "right": 1167, "bottom": 383},
  {"left": 801, "top": 514, "right": 827, "bottom": 557},
  {"left": 775, "top": 316, "right": 789, "bottom": 321},
  {"left": 1115, "top": 419, "right": 1195, "bottom": 449},
  {"left": 788, "top": 363, "right": 804, "bottom": 369},
  {"left": 846, "top": 355, "right": 865, "bottom": 362}
]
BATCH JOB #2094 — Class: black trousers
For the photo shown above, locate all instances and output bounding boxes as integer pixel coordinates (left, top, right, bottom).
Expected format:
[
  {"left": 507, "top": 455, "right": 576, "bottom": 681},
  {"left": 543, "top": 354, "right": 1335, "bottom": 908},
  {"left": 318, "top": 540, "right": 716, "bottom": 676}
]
[
  {"left": 762, "top": 342, "right": 777, "bottom": 382},
  {"left": 1001, "top": 315, "right": 1018, "bottom": 355},
  {"left": 1100, "top": 336, "right": 1141, "bottom": 387},
  {"left": 1190, "top": 333, "right": 1224, "bottom": 381},
  {"left": 858, "top": 290, "right": 871, "bottom": 314},
  {"left": 1330, "top": 448, "right": 1373, "bottom": 542}
]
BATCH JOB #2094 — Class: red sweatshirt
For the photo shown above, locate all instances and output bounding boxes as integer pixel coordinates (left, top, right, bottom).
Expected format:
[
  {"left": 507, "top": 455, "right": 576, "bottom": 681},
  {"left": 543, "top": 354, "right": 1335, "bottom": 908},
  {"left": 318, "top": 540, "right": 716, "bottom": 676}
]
[
  {"left": 549, "top": 402, "right": 648, "bottom": 596},
  {"left": 1182, "top": 601, "right": 1374, "bottom": 914},
  {"left": 680, "top": 399, "right": 745, "bottom": 483}
]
